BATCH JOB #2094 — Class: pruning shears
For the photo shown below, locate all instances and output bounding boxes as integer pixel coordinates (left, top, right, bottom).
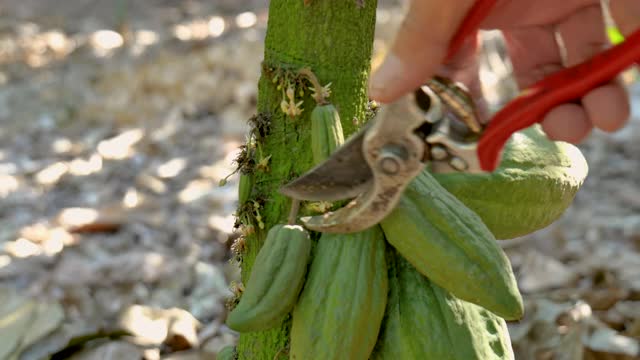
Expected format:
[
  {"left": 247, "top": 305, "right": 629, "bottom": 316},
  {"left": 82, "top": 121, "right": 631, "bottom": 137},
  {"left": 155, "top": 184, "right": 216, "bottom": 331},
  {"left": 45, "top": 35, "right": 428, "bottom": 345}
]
[{"left": 280, "top": 0, "right": 640, "bottom": 233}]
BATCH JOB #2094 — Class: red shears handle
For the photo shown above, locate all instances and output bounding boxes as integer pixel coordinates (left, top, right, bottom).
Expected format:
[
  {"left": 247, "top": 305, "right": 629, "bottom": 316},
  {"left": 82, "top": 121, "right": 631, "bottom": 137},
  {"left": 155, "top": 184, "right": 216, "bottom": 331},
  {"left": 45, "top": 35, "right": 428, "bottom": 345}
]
[
  {"left": 446, "top": 0, "right": 498, "bottom": 59},
  {"left": 448, "top": 0, "right": 640, "bottom": 171},
  {"left": 479, "top": 30, "right": 640, "bottom": 171}
]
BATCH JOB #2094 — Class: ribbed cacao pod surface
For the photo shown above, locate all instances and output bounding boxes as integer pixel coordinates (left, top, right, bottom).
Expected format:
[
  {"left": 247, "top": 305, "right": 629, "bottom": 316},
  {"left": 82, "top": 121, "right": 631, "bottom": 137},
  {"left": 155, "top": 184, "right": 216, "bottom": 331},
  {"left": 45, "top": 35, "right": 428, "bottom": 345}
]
[
  {"left": 310, "top": 103, "right": 345, "bottom": 165},
  {"left": 372, "top": 251, "right": 514, "bottom": 360},
  {"left": 381, "top": 171, "right": 523, "bottom": 320},
  {"left": 290, "top": 226, "right": 388, "bottom": 360},
  {"left": 434, "top": 126, "right": 588, "bottom": 239},
  {"left": 226, "top": 224, "right": 311, "bottom": 332}
]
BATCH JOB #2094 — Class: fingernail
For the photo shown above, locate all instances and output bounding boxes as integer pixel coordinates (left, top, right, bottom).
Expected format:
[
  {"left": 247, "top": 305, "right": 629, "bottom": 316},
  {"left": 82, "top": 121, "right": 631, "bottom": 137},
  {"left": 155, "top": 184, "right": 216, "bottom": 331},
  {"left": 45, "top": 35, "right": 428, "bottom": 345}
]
[{"left": 368, "top": 54, "right": 403, "bottom": 101}]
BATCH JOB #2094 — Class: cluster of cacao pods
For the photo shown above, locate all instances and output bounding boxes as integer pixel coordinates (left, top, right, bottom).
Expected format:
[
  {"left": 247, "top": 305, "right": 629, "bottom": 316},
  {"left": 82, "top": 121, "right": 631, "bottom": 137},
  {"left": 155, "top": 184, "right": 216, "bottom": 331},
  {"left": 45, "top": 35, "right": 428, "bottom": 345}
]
[
  {"left": 226, "top": 101, "right": 349, "bottom": 335},
  {"left": 223, "top": 100, "right": 588, "bottom": 359}
]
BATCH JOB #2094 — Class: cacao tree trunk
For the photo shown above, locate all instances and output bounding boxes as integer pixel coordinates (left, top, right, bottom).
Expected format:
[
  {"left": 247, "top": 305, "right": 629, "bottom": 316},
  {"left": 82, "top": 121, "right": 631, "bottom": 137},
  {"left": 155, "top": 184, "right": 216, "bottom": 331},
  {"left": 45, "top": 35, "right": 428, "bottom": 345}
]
[{"left": 235, "top": 1, "right": 377, "bottom": 358}]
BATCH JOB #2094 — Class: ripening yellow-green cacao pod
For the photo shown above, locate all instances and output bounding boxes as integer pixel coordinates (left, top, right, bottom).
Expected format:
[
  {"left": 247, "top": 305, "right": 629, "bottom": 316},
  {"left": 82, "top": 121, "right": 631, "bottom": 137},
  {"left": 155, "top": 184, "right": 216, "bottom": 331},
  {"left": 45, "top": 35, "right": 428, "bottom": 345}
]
[{"left": 434, "top": 126, "right": 588, "bottom": 239}]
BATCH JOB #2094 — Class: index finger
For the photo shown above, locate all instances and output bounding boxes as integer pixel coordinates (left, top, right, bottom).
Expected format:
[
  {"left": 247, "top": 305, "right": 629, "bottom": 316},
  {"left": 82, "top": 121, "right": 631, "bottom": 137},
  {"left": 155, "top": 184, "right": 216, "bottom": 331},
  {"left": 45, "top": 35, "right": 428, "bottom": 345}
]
[{"left": 368, "top": 0, "right": 475, "bottom": 103}]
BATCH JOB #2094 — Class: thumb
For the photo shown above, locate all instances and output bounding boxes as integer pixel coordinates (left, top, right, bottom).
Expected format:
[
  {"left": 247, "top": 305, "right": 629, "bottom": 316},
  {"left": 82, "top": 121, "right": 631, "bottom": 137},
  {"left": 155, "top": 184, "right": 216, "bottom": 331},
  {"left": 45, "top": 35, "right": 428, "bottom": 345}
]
[{"left": 368, "top": 0, "right": 475, "bottom": 103}]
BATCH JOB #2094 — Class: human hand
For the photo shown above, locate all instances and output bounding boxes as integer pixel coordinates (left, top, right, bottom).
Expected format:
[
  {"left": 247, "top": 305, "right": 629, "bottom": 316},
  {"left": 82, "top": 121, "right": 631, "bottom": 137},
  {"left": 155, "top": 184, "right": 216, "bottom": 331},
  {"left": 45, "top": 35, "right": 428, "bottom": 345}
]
[{"left": 368, "top": 0, "right": 640, "bottom": 143}]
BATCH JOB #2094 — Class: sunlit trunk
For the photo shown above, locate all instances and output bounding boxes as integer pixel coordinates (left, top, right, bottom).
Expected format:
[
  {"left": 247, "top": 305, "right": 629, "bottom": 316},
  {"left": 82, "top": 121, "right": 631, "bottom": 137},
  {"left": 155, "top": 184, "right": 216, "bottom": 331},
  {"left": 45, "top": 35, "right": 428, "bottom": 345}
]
[{"left": 234, "top": 1, "right": 377, "bottom": 358}]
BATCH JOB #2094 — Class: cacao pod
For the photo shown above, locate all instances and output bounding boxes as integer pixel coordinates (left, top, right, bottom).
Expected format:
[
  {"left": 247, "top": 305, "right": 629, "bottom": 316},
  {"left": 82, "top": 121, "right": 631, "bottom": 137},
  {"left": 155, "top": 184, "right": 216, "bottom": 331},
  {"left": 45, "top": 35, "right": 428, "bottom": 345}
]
[
  {"left": 226, "top": 224, "right": 311, "bottom": 332},
  {"left": 434, "top": 126, "right": 588, "bottom": 239},
  {"left": 372, "top": 251, "right": 514, "bottom": 360},
  {"left": 310, "top": 103, "right": 344, "bottom": 165},
  {"left": 290, "top": 226, "right": 387, "bottom": 360},
  {"left": 380, "top": 170, "right": 523, "bottom": 320}
]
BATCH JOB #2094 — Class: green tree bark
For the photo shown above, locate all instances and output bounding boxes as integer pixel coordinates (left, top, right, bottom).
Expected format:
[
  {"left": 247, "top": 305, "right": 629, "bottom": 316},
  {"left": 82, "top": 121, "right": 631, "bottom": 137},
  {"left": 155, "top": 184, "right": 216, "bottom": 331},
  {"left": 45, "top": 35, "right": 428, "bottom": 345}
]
[{"left": 235, "top": 1, "right": 377, "bottom": 359}]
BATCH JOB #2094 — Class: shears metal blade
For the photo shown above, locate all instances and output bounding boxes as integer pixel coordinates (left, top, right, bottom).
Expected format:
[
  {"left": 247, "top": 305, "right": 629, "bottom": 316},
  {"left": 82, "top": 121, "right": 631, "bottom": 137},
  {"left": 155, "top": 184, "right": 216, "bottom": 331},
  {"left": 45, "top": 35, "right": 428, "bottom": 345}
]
[
  {"left": 279, "top": 122, "right": 373, "bottom": 202},
  {"left": 280, "top": 84, "right": 482, "bottom": 233}
]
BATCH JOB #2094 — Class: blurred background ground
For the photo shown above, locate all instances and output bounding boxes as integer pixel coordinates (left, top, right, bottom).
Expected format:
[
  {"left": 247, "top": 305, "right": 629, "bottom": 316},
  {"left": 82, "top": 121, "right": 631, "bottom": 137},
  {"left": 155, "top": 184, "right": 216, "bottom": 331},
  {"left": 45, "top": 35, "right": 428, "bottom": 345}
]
[{"left": 0, "top": 1, "right": 638, "bottom": 359}]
